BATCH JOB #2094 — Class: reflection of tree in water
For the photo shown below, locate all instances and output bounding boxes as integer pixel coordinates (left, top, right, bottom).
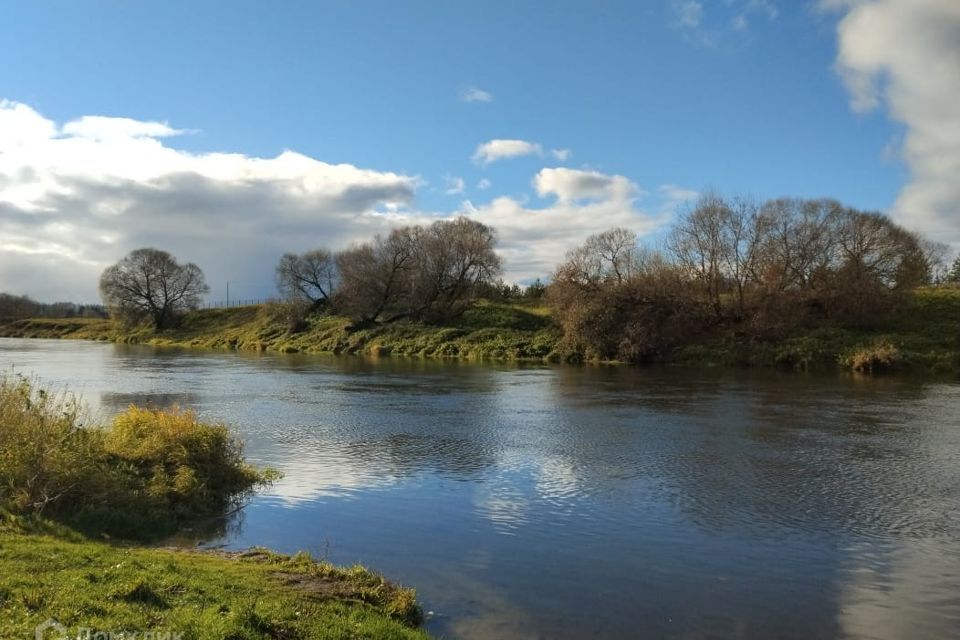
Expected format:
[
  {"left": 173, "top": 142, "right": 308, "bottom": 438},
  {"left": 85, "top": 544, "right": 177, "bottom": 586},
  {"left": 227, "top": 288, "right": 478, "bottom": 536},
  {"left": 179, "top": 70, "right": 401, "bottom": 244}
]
[
  {"left": 99, "top": 391, "right": 201, "bottom": 412},
  {"left": 550, "top": 364, "right": 729, "bottom": 415},
  {"left": 240, "top": 348, "right": 531, "bottom": 382}
]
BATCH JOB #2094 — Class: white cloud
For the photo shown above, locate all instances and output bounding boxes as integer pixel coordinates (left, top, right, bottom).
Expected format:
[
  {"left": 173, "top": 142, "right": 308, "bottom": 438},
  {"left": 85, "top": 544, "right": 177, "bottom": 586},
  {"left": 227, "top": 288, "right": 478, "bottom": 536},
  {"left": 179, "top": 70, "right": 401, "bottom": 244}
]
[
  {"left": 61, "top": 115, "right": 187, "bottom": 140},
  {"left": 0, "top": 101, "right": 669, "bottom": 298},
  {"left": 825, "top": 0, "right": 960, "bottom": 244},
  {"left": 444, "top": 174, "right": 466, "bottom": 195},
  {"left": 533, "top": 167, "right": 637, "bottom": 203},
  {"left": 0, "top": 100, "right": 418, "bottom": 302},
  {"left": 0, "top": 101, "right": 57, "bottom": 148},
  {"left": 550, "top": 148, "right": 572, "bottom": 161},
  {"left": 461, "top": 169, "right": 663, "bottom": 280},
  {"left": 476, "top": 178, "right": 492, "bottom": 190},
  {"left": 458, "top": 86, "right": 494, "bottom": 103},
  {"left": 472, "top": 139, "right": 543, "bottom": 166}
]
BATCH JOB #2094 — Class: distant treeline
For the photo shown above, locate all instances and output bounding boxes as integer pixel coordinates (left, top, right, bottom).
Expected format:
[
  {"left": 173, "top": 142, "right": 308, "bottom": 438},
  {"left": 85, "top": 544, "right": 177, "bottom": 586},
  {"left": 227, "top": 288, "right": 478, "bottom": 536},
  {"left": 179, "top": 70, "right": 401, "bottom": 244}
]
[
  {"left": 58, "top": 192, "right": 957, "bottom": 352},
  {"left": 0, "top": 293, "right": 107, "bottom": 321},
  {"left": 549, "top": 194, "right": 950, "bottom": 362}
]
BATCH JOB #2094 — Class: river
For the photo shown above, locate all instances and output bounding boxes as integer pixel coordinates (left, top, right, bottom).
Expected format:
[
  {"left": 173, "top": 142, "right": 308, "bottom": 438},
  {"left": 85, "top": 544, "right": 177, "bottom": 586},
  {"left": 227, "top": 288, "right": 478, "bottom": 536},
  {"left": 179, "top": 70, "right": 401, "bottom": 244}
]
[{"left": 2, "top": 337, "right": 959, "bottom": 639}]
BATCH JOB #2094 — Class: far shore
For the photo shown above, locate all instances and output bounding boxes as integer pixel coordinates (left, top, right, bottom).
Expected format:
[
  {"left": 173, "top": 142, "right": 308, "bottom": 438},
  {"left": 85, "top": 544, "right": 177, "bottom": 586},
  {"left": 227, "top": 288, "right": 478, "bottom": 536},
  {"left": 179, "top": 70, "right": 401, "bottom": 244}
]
[{"left": 1, "top": 289, "right": 958, "bottom": 374}]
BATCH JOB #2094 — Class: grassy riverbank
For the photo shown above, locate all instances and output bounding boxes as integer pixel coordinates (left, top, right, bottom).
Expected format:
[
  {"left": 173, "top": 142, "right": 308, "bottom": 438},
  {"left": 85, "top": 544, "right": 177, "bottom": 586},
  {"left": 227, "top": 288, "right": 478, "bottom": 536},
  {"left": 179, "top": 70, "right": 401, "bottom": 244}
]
[
  {"left": 1, "top": 288, "right": 958, "bottom": 372},
  {"left": 0, "top": 517, "right": 425, "bottom": 639},
  {"left": 0, "top": 379, "right": 425, "bottom": 639},
  {"left": 675, "top": 286, "right": 960, "bottom": 373},
  {"left": 0, "top": 299, "right": 560, "bottom": 361}
]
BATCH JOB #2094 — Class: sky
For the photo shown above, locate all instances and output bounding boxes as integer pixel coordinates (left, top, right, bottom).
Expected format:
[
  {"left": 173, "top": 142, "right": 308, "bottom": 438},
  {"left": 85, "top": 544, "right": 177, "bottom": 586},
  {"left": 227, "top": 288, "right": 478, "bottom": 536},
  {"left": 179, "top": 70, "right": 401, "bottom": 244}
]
[{"left": 0, "top": 0, "right": 957, "bottom": 303}]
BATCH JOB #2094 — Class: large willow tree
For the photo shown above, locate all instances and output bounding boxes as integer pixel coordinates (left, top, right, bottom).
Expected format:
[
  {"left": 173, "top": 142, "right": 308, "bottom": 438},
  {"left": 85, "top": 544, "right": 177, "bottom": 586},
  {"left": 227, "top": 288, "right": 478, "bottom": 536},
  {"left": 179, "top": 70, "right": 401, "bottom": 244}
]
[{"left": 99, "top": 248, "right": 209, "bottom": 329}]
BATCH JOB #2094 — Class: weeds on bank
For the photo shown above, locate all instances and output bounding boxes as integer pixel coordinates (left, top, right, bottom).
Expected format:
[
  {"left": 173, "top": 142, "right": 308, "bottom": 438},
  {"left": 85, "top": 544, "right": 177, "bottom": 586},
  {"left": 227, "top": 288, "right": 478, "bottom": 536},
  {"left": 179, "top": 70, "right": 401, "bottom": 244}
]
[{"left": 0, "top": 375, "right": 274, "bottom": 539}]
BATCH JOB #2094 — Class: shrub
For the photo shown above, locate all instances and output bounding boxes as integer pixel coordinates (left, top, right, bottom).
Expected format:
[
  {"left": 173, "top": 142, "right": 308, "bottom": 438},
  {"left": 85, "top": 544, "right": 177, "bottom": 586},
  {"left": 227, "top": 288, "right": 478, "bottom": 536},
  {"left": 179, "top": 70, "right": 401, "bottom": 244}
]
[
  {"left": 102, "top": 406, "right": 269, "bottom": 527},
  {"left": 841, "top": 341, "right": 903, "bottom": 373},
  {"left": 0, "top": 376, "right": 274, "bottom": 539},
  {"left": 0, "top": 377, "right": 100, "bottom": 515}
]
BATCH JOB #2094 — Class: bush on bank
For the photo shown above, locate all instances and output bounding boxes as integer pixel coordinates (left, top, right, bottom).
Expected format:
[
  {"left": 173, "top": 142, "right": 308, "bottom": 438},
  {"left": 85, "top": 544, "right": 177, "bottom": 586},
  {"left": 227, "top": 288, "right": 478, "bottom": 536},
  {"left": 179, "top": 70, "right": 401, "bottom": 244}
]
[{"left": 0, "top": 376, "right": 274, "bottom": 539}]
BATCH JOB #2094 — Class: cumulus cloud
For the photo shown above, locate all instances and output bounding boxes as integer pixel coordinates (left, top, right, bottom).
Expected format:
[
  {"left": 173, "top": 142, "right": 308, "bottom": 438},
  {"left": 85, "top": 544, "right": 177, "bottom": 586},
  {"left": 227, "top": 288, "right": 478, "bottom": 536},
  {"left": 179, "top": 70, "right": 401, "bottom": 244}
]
[
  {"left": 461, "top": 168, "right": 663, "bottom": 280},
  {"left": 0, "top": 101, "right": 669, "bottom": 298},
  {"left": 476, "top": 178, "right": 492, "bottom": 190},
  {"left": 533, "top": 167, "right": 638, "bottom": 203},
  {"left": 825, "top": 0, "right": 960, "bottom": 245},
  {"left": 0, "top": 100, "right": 418, "bottom": 301},
  {"left": 550, "top": 148, "right": 572, "bottom": 161},
  {"left": 472, "top": 139, "right": 543, "bottom": 166},
  {"left": 458, "top": 85, "right": 494, "bottom": 103}
]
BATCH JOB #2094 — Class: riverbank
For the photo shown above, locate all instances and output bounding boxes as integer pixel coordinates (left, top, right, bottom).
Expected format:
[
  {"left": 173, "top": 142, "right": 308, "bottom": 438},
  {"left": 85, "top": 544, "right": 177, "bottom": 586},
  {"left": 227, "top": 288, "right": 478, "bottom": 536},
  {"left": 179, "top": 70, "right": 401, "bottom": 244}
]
[
  {"left": 0, "top": 516, "right": 425, "bottom": 639},
  {"left": 0, "top": 299, "right": 560, "bottom": 360},
  {"left": 0, "top": 378, "right": 426, "bottom": 639},
  {"left": 1, "top": 288, "right": 958, "bottom": 372}
]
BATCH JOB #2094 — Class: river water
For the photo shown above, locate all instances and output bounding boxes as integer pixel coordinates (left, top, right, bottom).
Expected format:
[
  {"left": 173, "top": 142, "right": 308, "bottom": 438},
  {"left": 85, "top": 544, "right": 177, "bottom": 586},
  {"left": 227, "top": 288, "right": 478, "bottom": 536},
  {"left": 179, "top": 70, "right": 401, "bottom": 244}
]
[{"left": 2, "top": 338, "right": 959, "bottom": 639}]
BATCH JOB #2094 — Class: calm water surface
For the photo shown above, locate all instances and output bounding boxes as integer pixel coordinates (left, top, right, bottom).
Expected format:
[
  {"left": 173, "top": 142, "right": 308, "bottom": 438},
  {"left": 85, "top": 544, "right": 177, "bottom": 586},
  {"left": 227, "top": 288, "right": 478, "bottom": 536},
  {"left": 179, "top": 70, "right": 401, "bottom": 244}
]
[{"left": 2, "top": 338, "right": 959, "bottom": 639}]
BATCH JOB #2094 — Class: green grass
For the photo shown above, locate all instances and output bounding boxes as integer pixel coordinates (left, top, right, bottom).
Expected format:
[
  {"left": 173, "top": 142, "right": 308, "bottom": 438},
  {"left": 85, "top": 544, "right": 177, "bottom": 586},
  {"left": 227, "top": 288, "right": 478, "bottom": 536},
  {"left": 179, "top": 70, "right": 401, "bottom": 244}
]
[
  {"left": 2, "top": 288, "right": 958, "bottom": 373},
  {"left": 0, "top": 379, "right": 426, "bottom": 639},
  {"left": 0, "top": 515, "right": 425, "bottom": 640},
  {"left": 673, "top": 287, "right": 960, "bottom": 372},
  {"left": 0, "top": 299, "right": 561, "bottom": 362}
]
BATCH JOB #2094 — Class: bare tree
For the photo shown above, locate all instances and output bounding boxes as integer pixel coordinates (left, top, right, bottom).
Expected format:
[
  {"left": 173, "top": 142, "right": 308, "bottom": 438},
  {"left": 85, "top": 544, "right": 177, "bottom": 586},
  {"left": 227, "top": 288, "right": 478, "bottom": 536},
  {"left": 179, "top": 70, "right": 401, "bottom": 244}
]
[
  {"left": 834, "top": 210, "right": 927, "bottom": 289},
  {"left": 330, "top": 217, "right": 501, "bottom": 324},
  {"left": 586, "top": 228, "right": 643, "bottom": 285},
  {"left": 755, "top": 198, "right": 841, "bottom": 293},
  {"left": 721, "top": 196, "right": 764, "bottom": 317},
  {"left": 919, "top": 238, "right": 949, "bottom": 284},
  {"left": 335, "top": 228, "right": 416, "bottom": 323},
  {"left": 668, "top": 192, "right": 729, "bottom": 316},
  {"left": 553, "top": 227, "right": 648, "bottom": 291},
  {"left": 275, "top": 249, "right": 338, "bottom": 307},
  {"left": 406, "top": 217, "right": 502, "bottom": 321},
  {"left": 549, "top": 228, "right": 701, "bottom": 362},
  {"left": 99, "top": 248, "right": 209, "bottom": 329}
]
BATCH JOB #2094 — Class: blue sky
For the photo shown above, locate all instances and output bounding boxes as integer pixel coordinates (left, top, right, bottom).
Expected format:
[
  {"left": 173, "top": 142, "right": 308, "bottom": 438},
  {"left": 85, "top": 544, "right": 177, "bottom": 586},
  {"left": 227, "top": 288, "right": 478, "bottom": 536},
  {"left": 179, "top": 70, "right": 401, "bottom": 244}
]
[{"left": 1, "top": 0, "right": 956, "bottom": 301}]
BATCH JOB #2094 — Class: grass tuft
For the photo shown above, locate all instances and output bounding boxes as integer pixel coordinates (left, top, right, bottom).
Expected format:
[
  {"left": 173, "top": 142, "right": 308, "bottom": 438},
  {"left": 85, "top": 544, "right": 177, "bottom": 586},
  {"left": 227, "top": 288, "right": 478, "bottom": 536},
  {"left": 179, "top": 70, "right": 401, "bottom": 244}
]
[{"left": 841, "top": 340, "right": 903, "bottom": 373}]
